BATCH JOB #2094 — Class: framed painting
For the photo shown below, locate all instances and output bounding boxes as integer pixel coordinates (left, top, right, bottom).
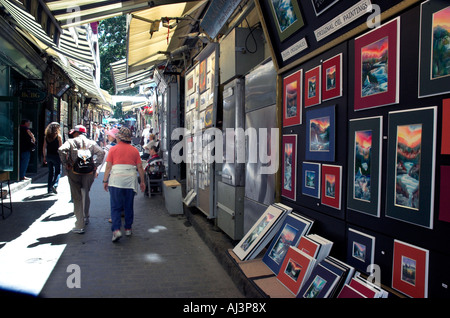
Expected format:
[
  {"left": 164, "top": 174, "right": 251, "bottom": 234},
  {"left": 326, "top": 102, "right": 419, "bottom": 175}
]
[
  {"left": 321, "top": 164, "right": 342, "bottom": 210},
  {"left": 392, "top": 240, "right": 429, "bottom": 298},
  {"left": 419, "top": 1, "right": 450, "bottom": 98},
  {"left": 185, "top": 70, "right": 195, "bottom": 96},
  {"left": 347, "top": 116, "right": 383, "bottom": 217},
  {"left": 305, "top": 105, "right": 335, "bottom": 162},
  {"left": 297, "top": 263, "right": 340, "bottom": 298},
  {"left": 204, "top": 105, "right": 213, "bottom": 128},
  {"left": 442, "top": 99, "right": 450, "bottom": 154},
  {"left": 262, "top": 213, "right": 312, "bottom": 275},
  {"left": 304, "top": 65, "right": 321, "bottom": 107},
  {"left": 346, "top": 228, "right": 375, "bottom": 274},
  {"left": 268, "top": 0, "right": 305, "bottom": 43},
  {"left": 311, "top": 0, "right": 339, "bottom": 16},
  {"left": 283, "top": 69, "right": 302, "bottom": 127},
  {"left": 277, "top": 246, "right": 316, "bottom": 295},
  {"left": 439, "top": 166, "right": 450, "bottom": 223},
  {"left": 322, "top": 53, "right": 343, "bottom": 101},
  {"left": 198, "top": 59, "right": 207, "bottom": 93},
  {"left": 301, "top": 162, "right": 321, "bottom": 199},
  {"left": 354, "top": 17, "right": 400, "bottom": 110},
  {"left": 232, "top": 204, "right": 286, "bottom": 261},
  {"left": 282, "top": 134, "right": 297, "bottom": 201},
  {"left": 385, "top": 107, "right": 437, "bottom": 229}
]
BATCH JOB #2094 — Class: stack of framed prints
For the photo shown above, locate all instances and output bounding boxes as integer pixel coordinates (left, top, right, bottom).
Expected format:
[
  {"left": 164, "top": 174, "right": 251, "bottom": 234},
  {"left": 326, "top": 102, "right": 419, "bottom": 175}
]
[
  {"left": 232, "top": 204, "right": 291, "bottom": 261},
  {"left": 296, "top": 263, "right": 340, "bottom": 298},
  {"left": 297, "top": 234, "right": 333, "bottom": 263},
  {"left": 262, "top": 212, "right": 314, "bottom": 274}
]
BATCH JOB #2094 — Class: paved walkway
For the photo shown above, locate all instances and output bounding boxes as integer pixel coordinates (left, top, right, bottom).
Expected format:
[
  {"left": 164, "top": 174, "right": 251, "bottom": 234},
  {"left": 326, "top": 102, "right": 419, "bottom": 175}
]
[{"left": 0, "top": 169, "right": 245, "bottom": 298}]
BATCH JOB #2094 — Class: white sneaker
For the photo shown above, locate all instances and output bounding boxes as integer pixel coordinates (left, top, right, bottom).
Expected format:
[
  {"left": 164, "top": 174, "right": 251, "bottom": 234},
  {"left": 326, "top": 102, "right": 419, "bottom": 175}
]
[
  {"left": 112, "top": 230, "right": 122, "bottom": 242},
  {"left": 125, "top": 229, "right": 132, "bottom": 236}
]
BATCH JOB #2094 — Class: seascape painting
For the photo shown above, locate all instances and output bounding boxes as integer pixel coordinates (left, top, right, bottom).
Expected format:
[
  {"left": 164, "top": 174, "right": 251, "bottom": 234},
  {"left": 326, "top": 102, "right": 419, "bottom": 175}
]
[
  {"left": 310, "top": 116, "right": 330, "bottom": 152},
  {"left": 352, "top": 241, "right": 367, "bottom": 262},
  {"left": 395, "top": 124, "right": 422, "bottom": 210},
  {"left": 401, "top": 256, "right": 416, "bottom": 286},
  {"left": 271, "top": 0, "right": 299, "bottom": 33},
  {"left": 305, "top": 170, "right": 316, "bottom": 189},
  {"left": 431, "top": 6, "right": 450, "bottom": 80},
  {"left": 268, "top": 224, "right": 299, "bottom": 265},
  {"left": 354, "top": 130, "right": 372, "bottom": 202},
  {"left": 285, "top": 80, "right": 298, "bottom": 118},
  {"left": 303, "top": 275, "right": 326, "bottom": 298},
  {"left": 240, "top": 213, "right": 275, "bottom": 252},
  {"left": 285, "top": 258, "right": 302, "bottom": 282},
  {"left": 361, "top": 37, "right": 389, "bottom": 97},
  {"left": 325, "top": 174, "right": 336, "bottom": 199},
  {"left": 284, "top": 143, "right": 293, "bottom": 191},
  {"left": 326, "top": 66, "right": 336, "bottom": 91}
]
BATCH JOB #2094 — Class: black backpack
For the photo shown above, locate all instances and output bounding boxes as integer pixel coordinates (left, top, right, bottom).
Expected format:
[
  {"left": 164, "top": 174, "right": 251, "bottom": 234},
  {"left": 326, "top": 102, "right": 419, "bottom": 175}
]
[{"left": 73, "top": 140, "right": 95, "bottom": 174}]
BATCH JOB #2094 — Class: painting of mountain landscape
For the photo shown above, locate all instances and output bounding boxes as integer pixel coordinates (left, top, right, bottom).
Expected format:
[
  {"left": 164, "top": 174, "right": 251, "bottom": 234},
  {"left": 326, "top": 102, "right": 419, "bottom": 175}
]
[
  {"left": 354, "top": 130, "right": 372, "bottom": 202},
  {"left": 284, "top": 143, "right": 293, "bottom": 191},
  {"left": 361, "top": 37, "right": 389, "bottom": 97},
  {"left": 395, "top": 124, "right": 422, "bottom": 210},
  {"left": 431, "top": 6, "right": 450, "bottom": 80},
  {"left": 309, "top": 116, "right": 330, "bottom": 152}
]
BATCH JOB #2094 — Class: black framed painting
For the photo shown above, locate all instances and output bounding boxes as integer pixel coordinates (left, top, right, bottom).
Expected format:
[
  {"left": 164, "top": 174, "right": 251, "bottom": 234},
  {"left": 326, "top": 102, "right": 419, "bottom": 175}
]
[
  {"left": 347, "top": 116, "right": 383, "bottom": 217},
  {"left": 418, "top": 0, "right": 450, "bottom": 98},
  {"left": 385, "top": 106, "right": 437, "bottom": 229},
  {"left": 268, "top": 0, "right": 305, "bottom": 43}
]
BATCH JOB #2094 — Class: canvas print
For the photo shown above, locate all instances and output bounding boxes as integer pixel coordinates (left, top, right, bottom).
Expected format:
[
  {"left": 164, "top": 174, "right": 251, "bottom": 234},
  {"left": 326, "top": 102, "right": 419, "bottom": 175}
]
[
  {"left": 386, "top": 107, "right": 436, "bottom": 229},
  {"left": 419, "top": 1, "right": 450, "bottom": 97},
  {"left": 305, "top": 105, "right": 335, "bottom": 162},
  {"left": 304, "top": 66, "right": 321, "bottom": 107},
  {"left": 302, "top": 162, "right": 321, "bottom": 198},
  {"left": 392, "top": 240, "right": 429, "bottom": 298},
  {"left": 354, "top": 18, "right": 399, "bottom": 110},
  {"left": 269, "top": 0, "right": 305, "bottom": 42},
  {"left": 282, "top": 135, "right": 297, "bottom": 201},
  {"left": 283, "top": 70, "right": 302, "bottom": 127}
]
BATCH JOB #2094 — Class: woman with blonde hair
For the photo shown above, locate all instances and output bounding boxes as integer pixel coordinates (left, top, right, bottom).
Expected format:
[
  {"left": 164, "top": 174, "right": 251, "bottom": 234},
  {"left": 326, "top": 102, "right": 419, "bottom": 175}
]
[{"left": 43, "top": 122, "right": 62, "bottom": 194}]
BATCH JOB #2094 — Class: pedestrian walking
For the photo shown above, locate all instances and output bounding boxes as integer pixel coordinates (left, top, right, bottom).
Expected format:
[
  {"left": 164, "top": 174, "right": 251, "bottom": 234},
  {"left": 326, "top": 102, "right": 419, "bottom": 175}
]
[
  {"left": 19, "top": 119, "right": 36, "bottom": 181},
  {"left": 102, "top": 127, "right": 145, "bottom": 242},
  {"left": 58, "top": 125, "right": 105, "bottom": 234},
  {"left": 43, "top": 122, "right": 62, "bottom": 194}
]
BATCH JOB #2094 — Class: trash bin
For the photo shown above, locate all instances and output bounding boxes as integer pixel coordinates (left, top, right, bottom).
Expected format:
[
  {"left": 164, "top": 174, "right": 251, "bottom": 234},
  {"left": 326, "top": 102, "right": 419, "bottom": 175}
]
[{"left": 163, "top": 180, "right": 183, "bottom": 215}]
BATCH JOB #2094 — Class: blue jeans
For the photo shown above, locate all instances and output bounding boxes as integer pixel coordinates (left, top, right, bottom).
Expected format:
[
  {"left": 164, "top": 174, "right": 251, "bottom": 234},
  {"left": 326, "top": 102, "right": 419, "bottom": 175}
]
[
  {"left": 46, "top": 154, "right": 61, "bottom": 191},
  {"left": 109, "top": 186, "right": 135, "bottom": 232},
  {"left": 19, "top": 151, "right": 31, "bottom": 179}
]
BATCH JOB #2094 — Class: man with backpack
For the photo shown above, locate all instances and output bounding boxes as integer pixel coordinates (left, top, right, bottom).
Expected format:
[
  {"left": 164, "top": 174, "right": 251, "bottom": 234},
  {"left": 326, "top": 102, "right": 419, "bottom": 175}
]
[{"left": 58, "top": 125, "right": 105, "bottom": 234}]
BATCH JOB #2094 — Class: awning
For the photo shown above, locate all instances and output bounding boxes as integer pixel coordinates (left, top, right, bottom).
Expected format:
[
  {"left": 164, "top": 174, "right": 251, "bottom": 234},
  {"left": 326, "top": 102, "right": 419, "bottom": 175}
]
[
  {"left": 126, "top": 1, "right": 207, "bottom": 74},
  {"left": 110, "top": 58, "right": 153, "bottom": 94},
  {"left": 122, "top": 101, "right": 148, "bottom": 113}
]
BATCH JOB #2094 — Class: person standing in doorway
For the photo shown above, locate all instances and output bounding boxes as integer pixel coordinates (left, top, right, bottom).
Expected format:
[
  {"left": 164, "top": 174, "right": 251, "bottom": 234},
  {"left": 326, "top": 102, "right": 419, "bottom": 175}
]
[
  {"left": 58, "top": 125, "right": 105, "bottom": 234},
  {"left": 43, "top": 122, "right": 62, "bottom": 194},
  {"left": 19, "top": 119, "right": 36, "bottom": 181},
  {"left": 103, "top": 127, "right": 145, "bottom": 242}
]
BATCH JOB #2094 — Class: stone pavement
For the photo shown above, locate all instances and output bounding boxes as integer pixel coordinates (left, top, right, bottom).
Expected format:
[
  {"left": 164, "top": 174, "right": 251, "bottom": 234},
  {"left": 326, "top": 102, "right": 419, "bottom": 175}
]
[{"left": 0, "top": 167, "right": 262, "bottom": 299}]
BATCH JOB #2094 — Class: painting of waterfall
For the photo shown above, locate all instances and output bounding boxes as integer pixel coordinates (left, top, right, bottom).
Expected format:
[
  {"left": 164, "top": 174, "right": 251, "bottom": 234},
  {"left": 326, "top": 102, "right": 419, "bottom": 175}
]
[
  {"left": 361, "top": 37, "right": 389, "bottom": 97},
  {"left": 431, "top": 6, "right": 450, "bottom": 80},
  {"left": 395, "top": 124, "right": 422, "bottom": 210},
  {"left": 309, "top": 116, "right": 330, "bottom": 152},
  {"left": 282, "top": 135, "right": 297, "bottom": 200},
  {"left": 354, "top": 130, "right": 372, "bottom": 202}
]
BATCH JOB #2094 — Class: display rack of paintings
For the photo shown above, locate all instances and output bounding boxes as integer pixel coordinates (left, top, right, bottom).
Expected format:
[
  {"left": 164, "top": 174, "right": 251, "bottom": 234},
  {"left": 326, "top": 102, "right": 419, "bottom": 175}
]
[
  {"left": 304, "top": 65, "right": 321, "bottom": 107},
  {"left": 392, "top": 240, "right": 429, "bottom": 298},
  {"left": 321, "top": 164, "right": 342, "bottom": 210},
  {"left": 305, "top": 105, "right": 335, "bottom": 162},
  {"left": 268, "top": 0, "right": 305, "bottom": 43},
  {"left": 283, "top": 69, "right": 302, "bottom": 127},
  {"left": 322, "top": 53, "right": 343, "bottom": 101},
  {"left": 282, "top": 134, "right": 298, "bottom": 201},
  {"left": 346, "top": 116, "right": 382, "bottom": 217},
  {"left": 385, "top": 107, "right": 437, "bottom": 229},
  {"left": 418, "top": 1, "right": 450, "bottom": 98},
  {"left": 262, "top": 213, "right": 314, "bottom": 274},
  {"left": 354, "top": 17, "right": 400, "bottom": 111},
  {"left": 301, "top": 162, "right": 321, "bottom": 199},
  {"left": 346, "top": 228, "right": 375, "bottom": 274}
]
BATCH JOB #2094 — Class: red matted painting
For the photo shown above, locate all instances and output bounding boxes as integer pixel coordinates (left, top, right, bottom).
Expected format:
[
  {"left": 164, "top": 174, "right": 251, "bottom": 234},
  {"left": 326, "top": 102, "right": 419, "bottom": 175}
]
[
  {"left": 322, "top": 53, "right": 342, "bottom": 101},
  {"left": 304, "top": 65, "right": 321, "bottom": 107},
  {"left": 354, "top": 17, "right": 400, "bottom": 110},
  {"left": 283, "top": 70, "right": 302, "bottom": 127},
  {"left": 321, "top": 164, "right": 342, "bottom": 210},
  {"left": 392, "top": 240, "right": 429, "bottom": 298}
]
